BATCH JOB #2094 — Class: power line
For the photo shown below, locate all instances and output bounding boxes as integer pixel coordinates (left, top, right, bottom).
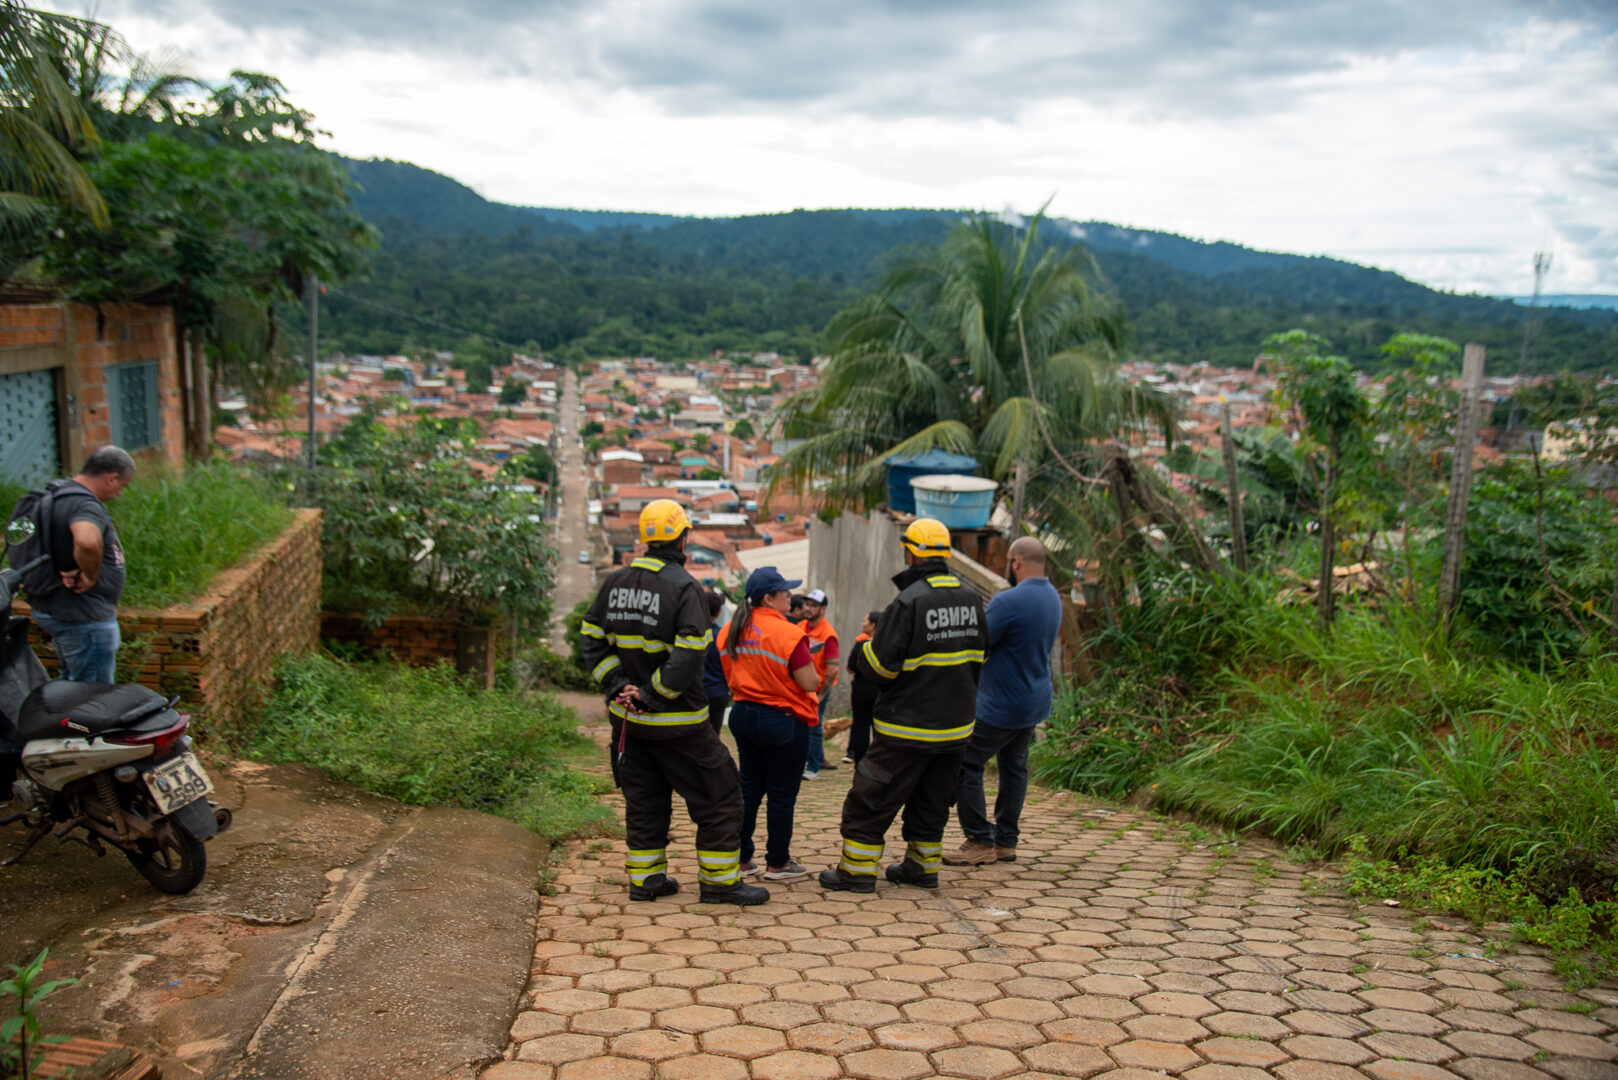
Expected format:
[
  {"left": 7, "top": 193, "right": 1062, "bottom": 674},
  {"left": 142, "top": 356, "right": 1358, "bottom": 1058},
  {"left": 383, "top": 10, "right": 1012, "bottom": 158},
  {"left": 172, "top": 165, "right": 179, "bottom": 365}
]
[{"left": 320, "top": 285, "right": 530, "bottom": 354}]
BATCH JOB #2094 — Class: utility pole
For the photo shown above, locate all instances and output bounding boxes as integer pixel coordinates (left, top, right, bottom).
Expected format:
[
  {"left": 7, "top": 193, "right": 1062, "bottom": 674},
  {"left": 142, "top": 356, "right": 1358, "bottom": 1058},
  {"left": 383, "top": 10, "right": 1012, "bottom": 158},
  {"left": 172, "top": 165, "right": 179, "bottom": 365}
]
[
  {"left": 1438, "top": 344, "right": 1487, "bottom": 632},
  {"left": 1220, "top": 403, "right": 1248, "bottom": 573},
  {"left": 1507, "top": 252, "right": 1551, "bottom": 435},
  {"left": 306, "top": 274, "right": 319, "bottom": 472}
]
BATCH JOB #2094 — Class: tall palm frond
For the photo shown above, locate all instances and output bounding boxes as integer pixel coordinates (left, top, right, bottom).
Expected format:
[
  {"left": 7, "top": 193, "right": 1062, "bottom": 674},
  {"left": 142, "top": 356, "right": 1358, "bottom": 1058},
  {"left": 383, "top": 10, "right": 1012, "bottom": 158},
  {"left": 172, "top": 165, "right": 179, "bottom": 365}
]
[
  {"left": 770, "top": 207, "right": 1165, "bottom": 522},
  {"left": 0, "top": 0, "right": 106, "bottom": 260}
]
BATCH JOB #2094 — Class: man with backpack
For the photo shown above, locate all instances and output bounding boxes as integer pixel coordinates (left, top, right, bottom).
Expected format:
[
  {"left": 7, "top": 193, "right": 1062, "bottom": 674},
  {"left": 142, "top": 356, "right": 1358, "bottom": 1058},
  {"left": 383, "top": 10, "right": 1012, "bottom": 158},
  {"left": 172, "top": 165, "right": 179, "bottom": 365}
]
[{"left": 12, "top": 447, "right": 137, "bottom": 684}]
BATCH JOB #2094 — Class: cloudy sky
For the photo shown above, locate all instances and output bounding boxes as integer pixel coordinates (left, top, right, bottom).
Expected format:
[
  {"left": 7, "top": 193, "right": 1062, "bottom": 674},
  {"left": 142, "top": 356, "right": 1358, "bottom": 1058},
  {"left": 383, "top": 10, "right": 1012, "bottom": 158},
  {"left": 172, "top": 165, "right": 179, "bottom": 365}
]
[{"left": 93, "top": 0, "right": 1618, "bottom": 296}]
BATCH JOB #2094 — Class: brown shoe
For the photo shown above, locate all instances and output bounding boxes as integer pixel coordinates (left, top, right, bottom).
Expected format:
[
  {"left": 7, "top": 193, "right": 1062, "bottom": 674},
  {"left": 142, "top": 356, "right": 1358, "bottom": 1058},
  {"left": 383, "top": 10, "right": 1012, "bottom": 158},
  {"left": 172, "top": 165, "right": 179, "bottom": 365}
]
[
  {"left": 996, "top": 846, "right": 1018, "bottom": 862},
  {"left": 942, "top": 839, "right": 999, "bottom": 866}
]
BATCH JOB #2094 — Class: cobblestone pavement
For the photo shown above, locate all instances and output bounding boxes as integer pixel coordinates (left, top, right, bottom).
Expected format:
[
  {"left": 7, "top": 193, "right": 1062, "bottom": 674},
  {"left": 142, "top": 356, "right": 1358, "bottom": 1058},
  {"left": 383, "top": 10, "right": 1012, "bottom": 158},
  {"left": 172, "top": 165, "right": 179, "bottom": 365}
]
[{"left": 484, "top": 718, "right": 1618, "bottom": 1080}]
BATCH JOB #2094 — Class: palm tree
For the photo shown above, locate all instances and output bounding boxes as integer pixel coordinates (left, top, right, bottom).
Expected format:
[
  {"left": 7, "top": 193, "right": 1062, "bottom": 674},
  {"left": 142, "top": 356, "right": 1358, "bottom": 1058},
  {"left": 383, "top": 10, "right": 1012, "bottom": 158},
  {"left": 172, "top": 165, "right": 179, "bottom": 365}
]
[
  {"left": 0, "top": 0, "right": 106, "bottom": 254},
  {"left": 772, "top": 212, "right": 1170, "bottom": 527},
  {"left": 41, "top": 14, "right": 196, "bottom": 143}
]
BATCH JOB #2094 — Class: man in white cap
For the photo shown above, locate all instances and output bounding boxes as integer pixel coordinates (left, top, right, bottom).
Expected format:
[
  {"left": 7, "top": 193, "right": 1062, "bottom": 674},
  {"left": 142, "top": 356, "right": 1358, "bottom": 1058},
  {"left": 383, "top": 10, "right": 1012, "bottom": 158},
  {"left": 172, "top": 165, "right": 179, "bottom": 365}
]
[{"left": 799, "top": 587, "right": 839, "bottom": 779}]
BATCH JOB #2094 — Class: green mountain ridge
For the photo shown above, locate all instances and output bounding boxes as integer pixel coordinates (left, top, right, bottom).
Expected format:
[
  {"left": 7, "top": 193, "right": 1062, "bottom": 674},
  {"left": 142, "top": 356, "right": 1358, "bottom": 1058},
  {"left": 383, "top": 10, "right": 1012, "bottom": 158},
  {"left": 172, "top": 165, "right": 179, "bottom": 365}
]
[{"left": 331, "top": 156, "right": 1618, "bottom": 372}]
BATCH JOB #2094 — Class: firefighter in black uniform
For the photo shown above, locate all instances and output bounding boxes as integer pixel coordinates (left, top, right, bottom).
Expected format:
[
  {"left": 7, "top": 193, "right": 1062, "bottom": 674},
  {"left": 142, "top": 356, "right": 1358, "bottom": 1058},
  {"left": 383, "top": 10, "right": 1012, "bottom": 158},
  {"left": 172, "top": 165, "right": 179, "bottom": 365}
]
[
  {"left": 821, "top": 517, "right": 988, "bottom": 893},
  {"left": 579, "top": 499, "right": 769, "bottom": 906}
]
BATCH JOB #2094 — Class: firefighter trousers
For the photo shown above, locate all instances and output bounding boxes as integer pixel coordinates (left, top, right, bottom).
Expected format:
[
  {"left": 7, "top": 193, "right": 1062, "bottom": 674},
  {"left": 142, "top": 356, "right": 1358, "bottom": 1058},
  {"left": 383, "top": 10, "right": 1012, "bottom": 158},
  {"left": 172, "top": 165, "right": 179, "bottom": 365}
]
[
  {"left": 836, "top": 738, "right": 964, "bottom": 880},
  {"left": 616, "top": 719, "right": 745, "bottom": 889}
]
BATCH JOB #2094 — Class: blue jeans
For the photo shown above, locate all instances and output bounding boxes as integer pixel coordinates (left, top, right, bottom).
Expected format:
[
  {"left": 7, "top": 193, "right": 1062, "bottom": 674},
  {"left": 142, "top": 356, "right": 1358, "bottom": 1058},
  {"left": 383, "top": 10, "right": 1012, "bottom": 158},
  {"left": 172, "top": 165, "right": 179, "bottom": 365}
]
[
  {"left": 957, "top": 723, "right": 1035, "bottom": 848},
  {"left": 32, "top": 613, "right": 120, "bottom": 684},
  {"left": 729, "top": 700, "right": 809, "bottom": 869},
  {"left": 805, "top": 696, "right": 829, "bottom": 771}
]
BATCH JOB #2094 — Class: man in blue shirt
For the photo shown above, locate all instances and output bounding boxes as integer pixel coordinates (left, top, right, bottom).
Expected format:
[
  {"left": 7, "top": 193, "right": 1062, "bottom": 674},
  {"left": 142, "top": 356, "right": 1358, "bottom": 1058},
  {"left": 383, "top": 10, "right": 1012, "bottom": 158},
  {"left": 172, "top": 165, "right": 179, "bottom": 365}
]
[{"left": 944, "top": 536, "right": 1062, "bottom": 865}]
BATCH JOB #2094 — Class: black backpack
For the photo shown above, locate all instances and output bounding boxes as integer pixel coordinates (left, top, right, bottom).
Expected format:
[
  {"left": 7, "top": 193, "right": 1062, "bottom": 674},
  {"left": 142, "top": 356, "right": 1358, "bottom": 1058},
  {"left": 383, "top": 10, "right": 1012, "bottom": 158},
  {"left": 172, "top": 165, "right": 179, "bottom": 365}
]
[{"left": 6, "top": 480, "right": 89, "bottom": 599}]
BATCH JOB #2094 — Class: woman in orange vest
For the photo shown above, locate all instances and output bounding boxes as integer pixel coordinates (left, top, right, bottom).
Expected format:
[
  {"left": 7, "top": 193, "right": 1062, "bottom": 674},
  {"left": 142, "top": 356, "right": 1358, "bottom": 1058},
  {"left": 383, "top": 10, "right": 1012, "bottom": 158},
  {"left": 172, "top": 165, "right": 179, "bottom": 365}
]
[{"left": 717, "top": 566, "right": 820, "bottom": 881}]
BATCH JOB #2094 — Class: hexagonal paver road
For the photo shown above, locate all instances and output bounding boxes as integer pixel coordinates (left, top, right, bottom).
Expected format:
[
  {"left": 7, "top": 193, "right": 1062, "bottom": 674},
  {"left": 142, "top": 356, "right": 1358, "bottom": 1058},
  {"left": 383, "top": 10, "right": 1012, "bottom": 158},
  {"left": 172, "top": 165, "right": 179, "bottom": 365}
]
[{"left": 482, "top": 710, "right": 1618, "bottom": 1080}]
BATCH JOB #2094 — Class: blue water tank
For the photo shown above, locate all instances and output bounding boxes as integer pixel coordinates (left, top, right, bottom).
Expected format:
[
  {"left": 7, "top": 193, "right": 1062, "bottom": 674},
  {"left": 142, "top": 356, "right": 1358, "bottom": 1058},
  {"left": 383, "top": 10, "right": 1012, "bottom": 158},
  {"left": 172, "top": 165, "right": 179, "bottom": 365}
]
[
  {"left": 885, "top": 450, "right": 979, "bottom": 514},
  {"left": 912, "top": 475, "right": 999, "bottom": 530}
]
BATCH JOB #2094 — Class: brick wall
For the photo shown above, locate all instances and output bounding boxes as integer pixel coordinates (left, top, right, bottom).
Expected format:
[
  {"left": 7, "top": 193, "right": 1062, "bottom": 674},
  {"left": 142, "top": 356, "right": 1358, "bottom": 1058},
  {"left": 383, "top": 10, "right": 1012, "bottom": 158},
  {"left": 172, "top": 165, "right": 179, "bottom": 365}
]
[
  {"left": 16, "top": 509, "right": 323, "bottom": 742},
  {"left": 320, "top": 612, "right": 500, "bottom": 688},
  {"left": 0, "top": 301, "right": 183, "bottom": 471}
]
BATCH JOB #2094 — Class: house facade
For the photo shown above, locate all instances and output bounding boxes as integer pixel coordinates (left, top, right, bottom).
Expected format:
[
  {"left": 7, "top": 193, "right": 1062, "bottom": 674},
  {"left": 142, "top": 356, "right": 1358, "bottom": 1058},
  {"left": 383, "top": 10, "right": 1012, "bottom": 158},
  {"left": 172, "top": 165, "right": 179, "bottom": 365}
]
[{"left": 0, "top": 300, "right": 185, "bottom": 484}]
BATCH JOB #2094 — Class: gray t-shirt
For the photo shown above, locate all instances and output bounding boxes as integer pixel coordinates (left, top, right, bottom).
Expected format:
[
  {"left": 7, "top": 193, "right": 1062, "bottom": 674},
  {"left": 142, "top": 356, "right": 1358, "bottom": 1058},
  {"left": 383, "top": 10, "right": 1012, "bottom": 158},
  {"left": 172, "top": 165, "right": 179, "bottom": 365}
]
[{"left": 32, "top": 482, "right": 125, "bottom": 623}]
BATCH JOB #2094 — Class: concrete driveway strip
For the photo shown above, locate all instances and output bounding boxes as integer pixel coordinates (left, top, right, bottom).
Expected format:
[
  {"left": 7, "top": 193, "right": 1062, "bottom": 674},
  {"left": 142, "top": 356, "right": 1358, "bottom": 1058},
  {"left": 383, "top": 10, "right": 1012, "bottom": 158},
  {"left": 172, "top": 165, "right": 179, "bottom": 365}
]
[
  {"left": 3, "top": 759, "right": 548, "bottom": 1080},
  {"left": 231, "top": 807, "right": 546, "bottom": 1080}
]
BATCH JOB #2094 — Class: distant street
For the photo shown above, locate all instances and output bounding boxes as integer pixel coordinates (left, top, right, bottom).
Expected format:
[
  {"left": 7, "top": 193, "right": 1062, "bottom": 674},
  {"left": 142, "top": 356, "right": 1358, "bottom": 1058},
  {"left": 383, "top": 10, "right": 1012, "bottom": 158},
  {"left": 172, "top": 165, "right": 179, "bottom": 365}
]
[{"left": 550, "top": 369, "right": 594, "bottom": 650}]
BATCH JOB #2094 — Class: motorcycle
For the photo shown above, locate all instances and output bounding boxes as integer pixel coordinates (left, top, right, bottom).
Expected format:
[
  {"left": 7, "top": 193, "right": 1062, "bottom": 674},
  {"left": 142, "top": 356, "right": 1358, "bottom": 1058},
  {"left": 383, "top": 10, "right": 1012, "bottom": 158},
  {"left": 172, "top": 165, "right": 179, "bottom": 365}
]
[{"left": 0, "top": 519, "right": 229, "bottom": 893}]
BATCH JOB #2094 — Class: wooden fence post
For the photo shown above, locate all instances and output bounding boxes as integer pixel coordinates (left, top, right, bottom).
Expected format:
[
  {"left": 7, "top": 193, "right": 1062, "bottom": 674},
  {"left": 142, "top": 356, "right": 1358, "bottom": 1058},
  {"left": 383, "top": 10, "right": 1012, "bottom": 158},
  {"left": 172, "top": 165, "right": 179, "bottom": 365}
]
[
  {"left": 1220, "top": 403, "right": 1248, "bottom": 573},
  {"left": 1438, "top": 343, "right": 1487, "bottom": 630}
]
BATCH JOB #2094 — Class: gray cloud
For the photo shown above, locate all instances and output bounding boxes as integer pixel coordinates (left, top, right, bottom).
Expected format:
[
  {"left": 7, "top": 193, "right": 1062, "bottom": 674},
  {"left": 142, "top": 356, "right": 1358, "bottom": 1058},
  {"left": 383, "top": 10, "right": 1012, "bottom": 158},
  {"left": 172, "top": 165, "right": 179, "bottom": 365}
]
[{"left": 121, "top": 0, "right": 1617, "bottom": 120}]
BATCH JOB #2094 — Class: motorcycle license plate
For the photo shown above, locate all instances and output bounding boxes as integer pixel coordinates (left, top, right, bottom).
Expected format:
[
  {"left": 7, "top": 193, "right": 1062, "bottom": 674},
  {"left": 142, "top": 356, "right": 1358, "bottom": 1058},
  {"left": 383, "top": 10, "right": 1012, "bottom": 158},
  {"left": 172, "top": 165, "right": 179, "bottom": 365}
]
[{"left": 143, "top": 752, "right": 213, "bottom": 815}]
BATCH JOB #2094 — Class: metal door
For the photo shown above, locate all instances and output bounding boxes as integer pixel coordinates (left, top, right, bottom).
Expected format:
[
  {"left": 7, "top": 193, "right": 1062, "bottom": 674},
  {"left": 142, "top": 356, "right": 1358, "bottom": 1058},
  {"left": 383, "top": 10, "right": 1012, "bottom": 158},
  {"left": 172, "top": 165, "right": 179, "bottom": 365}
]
[{"left": 0, "top": 368, "right": 62, "bottom": 487}]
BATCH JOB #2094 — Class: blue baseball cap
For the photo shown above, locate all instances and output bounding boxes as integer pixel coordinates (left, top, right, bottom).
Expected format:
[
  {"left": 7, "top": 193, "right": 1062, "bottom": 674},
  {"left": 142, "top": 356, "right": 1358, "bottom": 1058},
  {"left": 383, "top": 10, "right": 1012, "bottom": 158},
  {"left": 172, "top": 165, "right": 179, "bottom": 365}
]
[{"left": 745, "top": 566, "right": 803, "bottom": 603}]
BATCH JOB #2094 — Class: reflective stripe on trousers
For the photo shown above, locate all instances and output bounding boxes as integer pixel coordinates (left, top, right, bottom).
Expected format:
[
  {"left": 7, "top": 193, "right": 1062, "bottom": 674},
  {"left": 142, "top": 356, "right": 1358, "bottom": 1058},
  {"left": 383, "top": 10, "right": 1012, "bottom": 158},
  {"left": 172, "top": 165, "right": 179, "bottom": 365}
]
[
  {"left": 696, "top": 849, "right": 742, "bottom": 886},
  {"left": 625, "top": 847, "right": 668, "bottom": 885},
  {"left": 838, "top": 837, "right": 884, "bottom": 877},
  {"left": 905, "top": 839, "right": 942, "bottom": 874}
]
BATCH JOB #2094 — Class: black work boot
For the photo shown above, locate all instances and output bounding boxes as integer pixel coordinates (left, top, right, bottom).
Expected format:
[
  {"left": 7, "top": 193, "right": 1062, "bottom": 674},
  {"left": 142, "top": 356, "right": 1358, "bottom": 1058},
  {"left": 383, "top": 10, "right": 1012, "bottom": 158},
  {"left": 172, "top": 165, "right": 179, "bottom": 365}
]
[
  {"left": 818, "top": 867, "right": 876, "bottom": 894},
  {"left": 629, "top": 873, "right": 680, "bottom": 901},
  {"left": 885, "top": 858, "right": 939, "bottom": 889},
  {"left": 699, "top": 880, "right": 770, "bottom": 906}
]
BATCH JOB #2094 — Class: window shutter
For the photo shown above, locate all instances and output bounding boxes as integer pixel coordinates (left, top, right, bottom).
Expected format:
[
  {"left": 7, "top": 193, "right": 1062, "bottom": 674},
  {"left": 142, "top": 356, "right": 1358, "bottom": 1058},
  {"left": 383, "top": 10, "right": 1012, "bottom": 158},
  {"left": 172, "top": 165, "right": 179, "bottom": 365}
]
[
  {"left": 107, "top": 365, "right": 125, "bottom": 447},
  {"left": 143, "top": 363, "right": 160, "bottom": 448}
]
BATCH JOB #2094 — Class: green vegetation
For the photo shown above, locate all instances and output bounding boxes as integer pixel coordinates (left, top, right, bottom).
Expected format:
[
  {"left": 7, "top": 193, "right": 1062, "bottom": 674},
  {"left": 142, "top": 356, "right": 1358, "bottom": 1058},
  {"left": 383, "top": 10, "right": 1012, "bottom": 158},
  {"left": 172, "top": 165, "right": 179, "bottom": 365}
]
[
  {"left": 1034, "top": 559, "right": 1618, "bottom": 973},
  {"left": 325, "top": 157, "right": 1617, "bottom": 372},
  {"left": 1341, "top": 840, "right": 1618, "bottom": 988},
  {"left": 252, "top": 653, "right": 613, "bottom": 843},
  {"left": 2, "top": 947, "right": 77, "bottom": 1080},
  {"left": 0, "top": 462, "right": 292, "bottom": 609},
  {"left": 285, "top": 410, "right": 555, "bottom": 630},
  {"left": 774, "top": 212, "right": 1163, "bottom": 518},
  {"left": 3, "top": 3, "right": 374, "bottom": 438},
  {"left": 318, "top": 221, "right": 844, "bottom": 364}
]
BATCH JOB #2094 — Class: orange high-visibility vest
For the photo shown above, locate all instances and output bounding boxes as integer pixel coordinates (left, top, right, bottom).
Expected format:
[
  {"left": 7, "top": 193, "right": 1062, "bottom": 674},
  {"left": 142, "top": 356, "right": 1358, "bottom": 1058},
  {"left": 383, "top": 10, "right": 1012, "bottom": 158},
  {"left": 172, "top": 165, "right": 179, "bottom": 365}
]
[
  {"left": 717, "top": 606, "right": 818, "bottom": 725},
  {"left": 804, "top": 617, "right": 839, "bottom": 687}
]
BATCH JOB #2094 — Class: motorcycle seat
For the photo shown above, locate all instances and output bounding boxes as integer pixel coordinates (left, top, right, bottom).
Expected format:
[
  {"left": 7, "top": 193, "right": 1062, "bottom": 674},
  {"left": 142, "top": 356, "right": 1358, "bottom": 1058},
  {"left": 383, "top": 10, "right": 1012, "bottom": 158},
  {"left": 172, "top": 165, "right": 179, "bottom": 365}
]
[{"left": 16, "top": 681, "right": 173, "bottom": 742}]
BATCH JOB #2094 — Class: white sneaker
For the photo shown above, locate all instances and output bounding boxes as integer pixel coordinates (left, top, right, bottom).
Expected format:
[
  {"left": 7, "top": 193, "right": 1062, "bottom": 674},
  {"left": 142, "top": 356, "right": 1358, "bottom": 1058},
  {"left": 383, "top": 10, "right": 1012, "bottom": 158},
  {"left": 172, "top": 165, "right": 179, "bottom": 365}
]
[
  {"left": 763, "top": 861, "right": 810, "bottom": 881},
  {"left": 802, "top": 770, "right": 820, "bottom": 781}
]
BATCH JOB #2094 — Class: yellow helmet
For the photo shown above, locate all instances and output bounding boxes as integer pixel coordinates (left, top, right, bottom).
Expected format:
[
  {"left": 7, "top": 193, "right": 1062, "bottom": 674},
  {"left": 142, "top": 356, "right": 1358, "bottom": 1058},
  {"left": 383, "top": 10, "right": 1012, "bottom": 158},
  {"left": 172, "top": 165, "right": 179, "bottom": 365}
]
[
  {"left": 901, "top": 517, "right": 951, "bottom": 559},
  {"left": 639, "top": 498, "right": 691, "bottom": 543}
]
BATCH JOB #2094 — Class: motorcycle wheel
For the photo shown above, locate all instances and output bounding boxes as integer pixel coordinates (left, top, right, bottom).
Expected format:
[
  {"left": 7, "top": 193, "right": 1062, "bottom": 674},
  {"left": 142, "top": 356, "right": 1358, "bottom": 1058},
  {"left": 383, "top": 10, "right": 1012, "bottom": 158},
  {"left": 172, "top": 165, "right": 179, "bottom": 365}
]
[{"left": 124, "top": 824, "right": 207, "bottom": 894}]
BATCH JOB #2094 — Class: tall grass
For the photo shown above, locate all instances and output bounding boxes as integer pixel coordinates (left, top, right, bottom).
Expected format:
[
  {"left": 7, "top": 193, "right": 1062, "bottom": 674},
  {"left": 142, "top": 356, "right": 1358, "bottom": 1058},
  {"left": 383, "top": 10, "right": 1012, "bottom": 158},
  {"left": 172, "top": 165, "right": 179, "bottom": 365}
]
[
  {"left": 0, "top": 462, "right": 293, "bottom": 609},
  {"left": 1035, "top": 566, "right": 1618, "bottom": 898},
  {"left": 251, "top": 653, "right": 614, "bottom": 843}
]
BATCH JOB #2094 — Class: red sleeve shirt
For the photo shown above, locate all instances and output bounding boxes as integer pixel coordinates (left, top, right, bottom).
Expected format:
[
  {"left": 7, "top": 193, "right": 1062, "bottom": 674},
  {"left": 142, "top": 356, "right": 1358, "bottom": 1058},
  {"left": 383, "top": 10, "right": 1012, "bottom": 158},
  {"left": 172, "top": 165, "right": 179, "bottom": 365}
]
[
  {"left": 788, "top": 638, "right": 813, "bottom": 669},
  {"left": 822, "top": 636, "right": 840, "bottom": 661}
]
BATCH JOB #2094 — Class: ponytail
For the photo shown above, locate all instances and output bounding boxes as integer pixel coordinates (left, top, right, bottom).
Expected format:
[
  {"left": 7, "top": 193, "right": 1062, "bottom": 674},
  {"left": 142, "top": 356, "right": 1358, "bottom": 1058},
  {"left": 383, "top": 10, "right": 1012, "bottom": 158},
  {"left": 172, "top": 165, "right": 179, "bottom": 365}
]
[{"left": 725, "top": 599, "right": 758, "bottom": 660}]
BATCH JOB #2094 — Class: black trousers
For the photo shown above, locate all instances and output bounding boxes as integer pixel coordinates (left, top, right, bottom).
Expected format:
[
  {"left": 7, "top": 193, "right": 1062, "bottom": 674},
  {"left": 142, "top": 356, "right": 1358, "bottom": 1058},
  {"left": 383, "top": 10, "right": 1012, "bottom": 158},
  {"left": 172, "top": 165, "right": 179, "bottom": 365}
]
[
  {"left": 847, "top": 677, "right": 877, "bottom": 762},
  {"left": 616, "top": 720, "right": 744, "bottom": 887},
  {"left": 837, "top": 737, "right": 963, "bottom": 877},
  {"left": 706, "top": 695, "right": 729, "bottom": 733}
]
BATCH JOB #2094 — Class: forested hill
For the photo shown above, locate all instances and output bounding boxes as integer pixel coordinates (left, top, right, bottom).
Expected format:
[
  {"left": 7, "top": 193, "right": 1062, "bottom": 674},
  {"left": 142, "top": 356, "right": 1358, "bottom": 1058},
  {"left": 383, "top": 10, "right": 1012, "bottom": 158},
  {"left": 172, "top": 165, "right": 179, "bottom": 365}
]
[{"left": 333, "top": 157, "right": 1618, "bottom": 371}]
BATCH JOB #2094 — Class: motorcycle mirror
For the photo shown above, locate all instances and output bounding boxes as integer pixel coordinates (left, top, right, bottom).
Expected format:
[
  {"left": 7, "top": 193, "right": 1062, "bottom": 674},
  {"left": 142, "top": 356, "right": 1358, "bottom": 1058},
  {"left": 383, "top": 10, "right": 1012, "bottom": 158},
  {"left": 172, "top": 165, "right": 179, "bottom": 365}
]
[{"left": 5, "top": 517, "right": 35, "bottom": 545}]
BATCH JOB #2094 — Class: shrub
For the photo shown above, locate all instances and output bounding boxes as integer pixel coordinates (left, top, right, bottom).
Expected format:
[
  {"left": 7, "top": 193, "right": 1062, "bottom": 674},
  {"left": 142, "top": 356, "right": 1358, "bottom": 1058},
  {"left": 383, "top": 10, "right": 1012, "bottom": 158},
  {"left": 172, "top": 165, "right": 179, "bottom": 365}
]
[
  {"left": 1457, "top": 458, "right": 1615, "bottom": 660},
  {"left": 282, "top": 411, "right": 555, "bottom": 630}
]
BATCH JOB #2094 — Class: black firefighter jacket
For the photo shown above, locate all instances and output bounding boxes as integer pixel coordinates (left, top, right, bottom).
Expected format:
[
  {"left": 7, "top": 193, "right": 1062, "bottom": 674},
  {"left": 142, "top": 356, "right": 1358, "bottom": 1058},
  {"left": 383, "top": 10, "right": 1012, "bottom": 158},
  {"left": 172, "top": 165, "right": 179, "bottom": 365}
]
[
  {"left": 849, "top": 558, "right": 987, "bottom": 753},
  {"left": 578, "top": 547, "right": 713, "bottom": 737}
]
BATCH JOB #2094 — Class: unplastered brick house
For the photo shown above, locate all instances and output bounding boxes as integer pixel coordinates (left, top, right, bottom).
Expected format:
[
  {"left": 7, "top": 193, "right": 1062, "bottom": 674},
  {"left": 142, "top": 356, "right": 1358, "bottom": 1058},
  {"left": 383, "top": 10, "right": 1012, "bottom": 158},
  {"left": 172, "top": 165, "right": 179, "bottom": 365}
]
[{"left": 0, "top": 297, "right": 184, "bottom": 483}]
